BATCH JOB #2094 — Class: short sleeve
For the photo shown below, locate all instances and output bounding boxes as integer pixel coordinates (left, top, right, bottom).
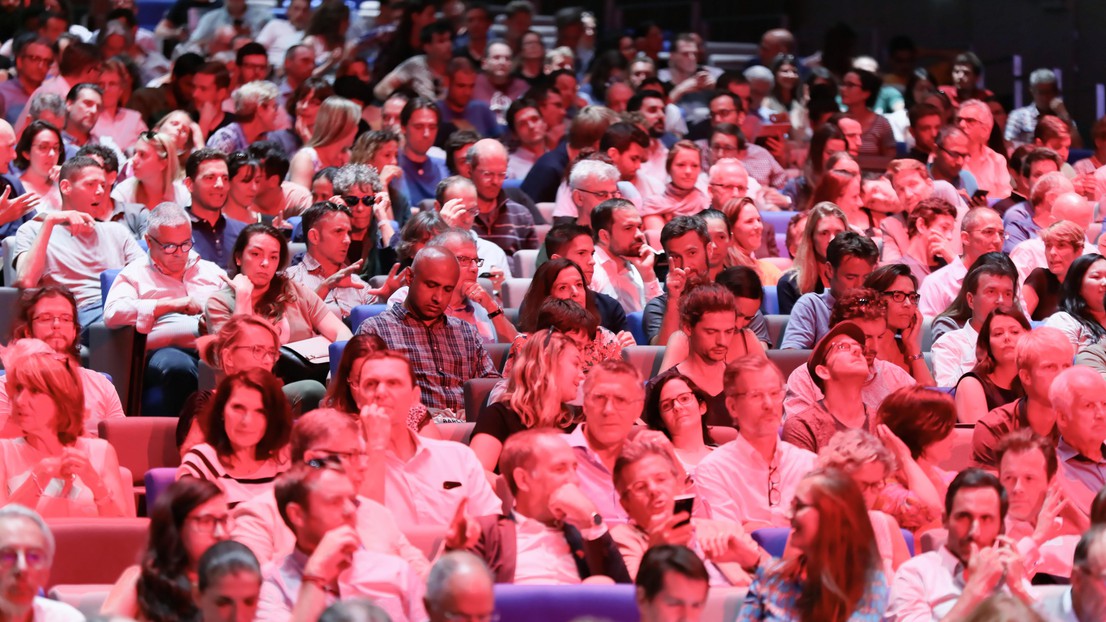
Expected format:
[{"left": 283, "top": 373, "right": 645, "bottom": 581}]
[{"left": 472, "top": 402, "right": 515, "bottom": 444}]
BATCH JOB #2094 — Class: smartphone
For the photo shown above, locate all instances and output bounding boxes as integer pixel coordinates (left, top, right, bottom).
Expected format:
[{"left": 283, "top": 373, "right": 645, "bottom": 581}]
[
  {"left": 973, "top": 189, "right": 989, "bottom": 201},
  {"left": 673, "top": 495, "right": 695, "bottom": 527}
]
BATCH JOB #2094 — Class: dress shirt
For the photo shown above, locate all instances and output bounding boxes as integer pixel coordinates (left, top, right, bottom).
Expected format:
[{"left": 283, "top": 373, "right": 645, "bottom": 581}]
[
  {"left": 1006, "top": 517, "right": 1077, "bottom": 579},
  {"left": 1034, "top": 587, "right": 1079, "bottom": 622},
  {"left": 1002, "top": 201, "right": 1041, "bottom": 254},
  {"left": 971, "top": 399, "right": 1060, "bottom": 469},
  {"left": 965, "top": 146, "right": 1013, "bottom": 199},
  {"left": 694, "top": 435, "right": 816, "bottom": 527},
  {"left": 0, "top": 77, "right": 32, "bottom": 125},
  {"left": 507, "top": 149, "right": 538, "bottom": 181},
  {"left": 93, "top": 109, "right": 149, "bottom": 157},
  {"left": 779, "top": 290, "right": 835, "bottom": 349},
  {"left": 13, "top": 75, "right": 72, "bottom": 132},
  {"left": 590, "top": 245, "right": 661, "bottom": 313},
  {"left": 387, "top": 286, "right": 497, "bottom": 343},
  {"left": 383, "top": 431, "right": 502, "bottom": 527},
  {"left": 564, "top": 426, "right": 629, "bottom": 525},
  {"left": 104, "top": 253, "right": 226, "bottom": 350},
  {"left": 285, "top": 252, "right": 378, "bottom": 319},
  {"left": 29, "top": 597, "right": 83, "bottom": 621},
  {"left": 918, "top": 257, "right": 966, "bottom": 316},
  {"left": 1055, "top": 436, "right": 1106, "bottom": 517},
  {"left": 512, "top": 510, "right": 584, "bottom": 585},
  {"left": 356, "top": 303, "right": 500, "bottom": 413},
  {"left": 740, "top": 143, "right": 788, "bottom": 189},
  {"left": 885, "top": 547, "right": 967, "bottom": 621},
  {"left": 931, "top": 323, "right": 980, "bottom": 387},
  {"left": 476, "top": 235, "right": 512, "bottom": 278},
  {"left": 473, "top": 191, "right": 538, "bottom": 255},
  {"left": 782, "top": 359, "right": 915, "bottom": 420},
  {"left": 257, "top": 546, "right": 426, "bottom": 622},
  {"left": 188, "top": 209, "right": 247, "bottom": 270}
]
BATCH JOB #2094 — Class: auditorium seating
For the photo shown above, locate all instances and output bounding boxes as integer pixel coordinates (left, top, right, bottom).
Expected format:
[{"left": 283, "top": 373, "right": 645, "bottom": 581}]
[
  {"left": 144, "top": 468, "right": 178, "bottom": 511},
  {"left": 48, "top": 517, "right": 149, "bottom": 587},
  {"left": 99, "top": 418, "right": 180, "bottom": 502},
  {"left": 463, "top": 377, "right": 500, "bottom": 423},
  {"left": 621, "top": 345, "right": 665, "bottom": 380}
]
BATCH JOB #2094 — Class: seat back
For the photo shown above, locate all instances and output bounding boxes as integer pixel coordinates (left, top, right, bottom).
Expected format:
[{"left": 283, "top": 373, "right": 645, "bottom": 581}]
[
  {"left": 48, "top": 518, "right": 150, "bottom": 587},
  {"left": 88, "top": 323, "right": 147, "bottom": 417},
  {"left": 767, "top": 349, "right": 811, "bottom": 378},
  {"left": 463, "top": 377, "right": 500, "bottom": 422},
  {"left": 512, "top": 249, "right": 539, "bottom": 278},
  {"left": 485, "top": 342, "right": 511, "bottom": 371},
  {"left": 902, "top": 528, "right": 915, "bottom": 556},
  {"left": 144, "top": 468, "right": 178, "bottom": 511},
  {"left": 626, "top": 311, "right": 647, "bottom": 346},
  {"left": 348, "top": 304, "right": 388, "bottom": 333},
  {"left": 500, "top": 278, "right": 532, "bottom": 308},
  {"left": 99, "top": 418, "right": 181, "bottom": 486},
  {"left": 751, "top": 527, "right": 790, "bottom": 558},
  {"left": 764, "top": 315, "right": 789, "bottom": 349},
  {"left": 621, "top": 346, "right": 665, "bottom": 381},
  {"left": 329, "top": 341, "right": 348, "bottom": 379},
  {"left": 494, "top": 584, "right": 638, "bottom": 622},
  {"left": 0, "top": 287, "right": 21, "bottom": 355},
  {"left": 761, "top": 286, "right": 779, "bottom": 315},
  {"left": 760, "top": 210, "right": 799, "bottom": 233},
  {"left": 100, "top": 269, "right": 122, "bottom": 305}
]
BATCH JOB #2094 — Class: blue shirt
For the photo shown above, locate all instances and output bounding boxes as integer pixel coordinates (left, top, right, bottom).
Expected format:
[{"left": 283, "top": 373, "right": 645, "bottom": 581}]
[
  {"left": 436, "top": 99, "right": 500, "bottom": 138},
  {"left": 738, "top": 563, "right": 888, "bottom": 621},
  {"left": 398, "top": 152, "right": 449, "bottom": 205},
  {"left": 188, "top": 209, "right": 247, "bottom": 271},
  {"left": 780, "top": 290, "right": 836, "bottom": 350},
  {"left": 1002, "top": 200, "right": 1039, "bottom": 253}
]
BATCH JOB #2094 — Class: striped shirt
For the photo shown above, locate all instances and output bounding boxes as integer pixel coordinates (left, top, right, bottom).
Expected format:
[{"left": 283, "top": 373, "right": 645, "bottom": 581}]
[
  {"left": 473, "top": 191, "right": 538, "bottom": 256},
  {"left": 177, "top": 443, "right": 289, "bottom": 508}
]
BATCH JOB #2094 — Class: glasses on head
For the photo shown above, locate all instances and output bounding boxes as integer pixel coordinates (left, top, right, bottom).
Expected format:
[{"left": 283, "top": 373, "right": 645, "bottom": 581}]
[
  {"left": 0, "top": 547, "right": 47, "bottom": 570},
  {"left": 188, "top": 514, "right": 233, "bottom": 533},
  {"left": 148, "top": 235, "right": 194, "bottom": 255},
  {"left": 882, "top": 290, "right": 920, "bottom": 305},
  {"left": 232, "top": 345, "right": 279, "bottom": 363},
  {"left": 767, "top": 464, "right": 781, "bottom": 507},
  {"left": 659, "top": 391, "right": 697, "bottom": 414},
  {"left": 342, "top": 195, "right": 376, "bottom": 208},
  {"left": 457, "top": 256, "right": 485, "bottom": 268},
  {"left": 32, "top": 314, "right": 74, "bottom": 326},
  {"left": 575, "top": 187, "right": 621, "bottom": 201}
]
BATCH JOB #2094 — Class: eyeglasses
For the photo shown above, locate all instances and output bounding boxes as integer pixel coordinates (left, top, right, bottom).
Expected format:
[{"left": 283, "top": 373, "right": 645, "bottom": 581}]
[
  {"left": 841, "top": 81, "right": 864, "bottom": 89},
  {"left": 967, "top": 227, "right": 1006, "bottom": 239},
  {"left": 767, "top": 464, "right": 781, "bottom": 507},
  {"left": 659, "top": 392, "right": 697, "bottom": 414},
  {"left": 939, "top": 145, "right": 970, "bottom": 160},
  {"left": 731, "top": 388, "right": 783, "bottom": 402},
  {"left": 457, "top": 256, "right": 485, "bottom": 268},
  {"left": 828, "top": 341, "right": 865, "bottom": 355},
  {"left": 710, "top": 144, "right": 739, "bottom": 154},
  {"left": 20, "top": 54, "right": 52, "bottom": 66},
  {"left": 147, "top": 235, "right": 194, "bottom": 255},
  {"left": 882, "top": 290, "right": 921, "bottom": 305},
  {"left": 32, "top": 314, "right": 74, "bottom": 326},
  {"left": 187, "top": 514, "right": 233, "bottom": 533},
  {"left": 575, "top": 187, "right": 621, "bottom": 201},
  {"left": 585, "top": 392, "right": 643, "bottom": 409},
  {"left": 31, "top": 142, "right": 59, "bottom": 154},
  {"left": 855, "top": 479, "right": 885, "bottom": 495},
  {"left": 475, "top": 169, "right": 508, "bottom": 182},
  {"left": 232, "top": 345, "right": 279, "bottom": 363},
  {"left": 708, "top": 182, "right": 748, "bottom": 194},
  {"left": 958, "top": 116, "right": 985, "bottom": 126},
  {"left": 342, "top": 195, "right": 376, "bottom": 208},
  {"left": 0, "top": 547, "right": 47, "bottom": 570}
]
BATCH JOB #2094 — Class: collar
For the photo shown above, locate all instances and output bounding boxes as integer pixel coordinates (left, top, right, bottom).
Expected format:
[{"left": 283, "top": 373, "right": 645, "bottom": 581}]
[
  {"left": 938, "top": 546, "right": 966, "bottom": 581},
  {"left": 188, "top": 208, "right": 224, "bottom": 230},
  {"left": 818, "top": 289, "right": 836, "bottom": 308},
  {"left": 392, "top": 301, "right": 448, "bottom": 328},
  {"left": 731, "top": 433, "right": 779, "bottom": 469},
  {"left": 1057, "top": 436, "right": 1106, "bottom": 464}
]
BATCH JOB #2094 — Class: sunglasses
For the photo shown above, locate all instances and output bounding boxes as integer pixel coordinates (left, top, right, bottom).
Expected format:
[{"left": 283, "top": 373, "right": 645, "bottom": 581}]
[{"left": 342, "top": 195, "right": 376, "bottom": 207}]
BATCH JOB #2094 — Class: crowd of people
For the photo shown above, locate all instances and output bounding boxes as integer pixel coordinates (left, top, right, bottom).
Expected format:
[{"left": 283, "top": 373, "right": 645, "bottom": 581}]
[{"left": 3, "top": 0, "right": 1106, "bottom": 620}]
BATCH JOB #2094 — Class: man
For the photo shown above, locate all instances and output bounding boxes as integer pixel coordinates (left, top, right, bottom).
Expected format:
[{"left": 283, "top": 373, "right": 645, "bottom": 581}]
[
  {"left": 928, "top": 126, "right": 980, "bottom": 199},
  {"left": 941, "top": 52, "right": 992, "bottom": 107},
  {"left": 636, "top": 545, "right": 712, "bottom": 622},
  {"left": 246, "top": 141, "right": 312, "bottom": 219},
  {"left": 918, "top": 206, "right": 1005, "bottom": 317},
  {"left": 398, "top": 97, "right": 449, "bottom": 204},
  {"left": 958, "top": 99, "right": 1013, "bottom": 200},
  {"left": 522, "top": 105, "right": 617, "bottom": 203},
  {"left": 783, "top": 321, "right": 874, "bottom": 453},
  {"left": 128, "top": 52, "right": 202, "bottom": 128},
  {"left": 1051, "top": 366, "right": 1106, "bottom": 518},
  {"left": 14, "top": 156, "right": 142, "bottom": 329},
  {"left": 905, "top": 103, "right": 943, "bottom": 163},
  {"left": 257, "top": 0, "right": 312, "bottom": 67},
  {"left": 354, "top": 349, "right": 501, "bottom": 525},
  {"left": 279, "top": 45, "right": 314, "bottom": 106},
  {"left": 437, "top": 58, "right": 497, "bottom": 138},
  {"left": 0, "top": 35, "right": 53, "bottom": 125},
  {"left": 886, "top": 469, "right": 1035, "bottom": 620},
  {"left": 373, "top": 20, "right": 452, "bottom": 102},
  {"left": 454, "top": 2, "right": 491, "bottom": 66},
  {"left": 710, "top": 122, "right": 788, "bottom": 193},
  {"left": 661, "top": 33, "right": 720, "bottom": 124},
  {"left": 285, "top": 202, "right": 387, "bottom": 319},
  {"left": 356, "top": 247, "right": 501, "bottom": 415},
  {"left": 1006, "top": 68, "right": 1081, "bottom": 147},
  {"left": 0, "top": 119, "right": 37, "bottom": 238},
  {"left": 231, "top": 408, "right": 430, "bottom": 575},
  {"left": 191, "top": 61, "right": 235, "bottom": 138},
  {"left": 14, "top": 41, "right": 101, "bottom": 134},
  {"left": 1010, "top": 190, "right": 1095, "bottom": 283},
  {"left": 458, "top": 429, "right": 632, "bottom": 584},
  {"left": 589, "top": 197, "right": 660, "bottom": 314},
  {"left": 423, "top": 552, "right": 496, "bottom": 622},
  {"left": 258, "top": 464, "right": 427, "bottom": 622},
  {"left": 1037, "top": 526, "right": 1106, "bottom": 621},
  {"left": 104, "top": 203, "right": 225, "bottom": 416},
  {"left": 554, "top": 157, "right": 623, "bottom": 227},
  {"left": 780, "top": 231, "right": 879, "bottom": 349},
  {"left": 1034, "top": 116, "right": 1076, "bottom": 177},
  {"left": 467, "top": 139, "right": 538, "bottom": 255},
  {"left": 973, "top": 327, "right": 1072, "bottom": 469},
  {"left": 644, "top": 215, "right": 714, "bottom": 345},
  {"left": 435, "top": 175, "right": 512, "bottom": 278},
  {"left": 234, "top": 42, "right": 272, "bottom": 86},
  {"left": 931, "top": 252, "right": 1017, "bottom": 386},
  {"left": 474, "top": 41, "right": 529, "bottom": 126},
  {"left": 1003, "top": 171, "right": 1075, "bottom": 253},
  {"left": 696, "top": 355, "right": 817, "bottom": 528},
  {"left": 997, "top": 430, "right": 1083, "bottom": 580},
  {"left": 379, "top": 92, "right": 409, "bottom": 132},
  {"left": 600, "top": 121, "right": 655, "bottom": 207},
  {"left": 185, "top": 0, "right": 270, "bottom": 53},
  {"left": 897, "top": 197, "right": 959, "bottom": 284},
  {"left": 505, "top": 97, "right": 547, "bottom": 181},
  {"left": 627, "top": 89, "right": 675, "bottom": 181},
  {"left": 184, "top": 148, "right": 246, "bottom": 269},
  {"left": 0, "top": 506, "right": 83, "bottom": 620},
  {"left": 61, "top": 83, "right": 109, "bottom": 158},
  {"left": 886, "top": 158, "right": 968, "bottom": 222},
  {"left": 206, "top": 81, "right": 281, "bottom": 155}
]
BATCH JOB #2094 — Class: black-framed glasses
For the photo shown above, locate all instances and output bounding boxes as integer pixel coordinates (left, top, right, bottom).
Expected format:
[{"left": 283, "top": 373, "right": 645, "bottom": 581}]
[
  {"left": 342, "top": 195, "right": 376, "bottom": 207},
  {"left": 575, "top": 187, "right": 621, "bottom": 201},
  {"left": 187, "top": 514, "right": 233, "bottom": 533},
  {"left": 147, "top": 235, "right": 194, "bottom": 255},
  {"left": 939, "top": 145, "right": 969, "bottom": 160},
  {"left": 883, "top": 290, "right": 921, "bottom": 305},
  {"left": 767, "top": 464, "right": 781, "bottom": 507}
]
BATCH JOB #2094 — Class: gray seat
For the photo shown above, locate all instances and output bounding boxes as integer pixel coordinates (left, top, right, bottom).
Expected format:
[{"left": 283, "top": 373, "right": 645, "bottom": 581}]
[
  {"left": 621, "top": 346, "right": 666, "bottom": 381},
  {"left": 766, "top": 349, "right": 811, "bottom": 379}
]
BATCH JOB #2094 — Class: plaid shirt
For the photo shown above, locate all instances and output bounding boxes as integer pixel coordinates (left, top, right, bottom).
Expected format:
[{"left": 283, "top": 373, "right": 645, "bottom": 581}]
[
  {"left": 356, "top": 303, "right": 500, "bottom": 414},
  {"left": 473, "top": 191, "right": 538, "bottom": 255}
]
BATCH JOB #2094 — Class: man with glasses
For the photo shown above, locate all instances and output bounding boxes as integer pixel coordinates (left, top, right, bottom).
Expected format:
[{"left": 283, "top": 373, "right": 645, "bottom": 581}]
[
  {"left": 696, "top": 355, "right": 816, "bottom": 529},
  {"left": 1039, "top": 525, "right": 1106, "bottom": 621},
  {"left": 424, "top": 552, "right": 496, "bottom": 622},
  {"left": 1051, "top": 366, "right": 1106, "bottom": 519},
  {"left": 709, "top": 123, "right": 787, "bottom": 192},
  {"left": 928, "top": 126, "right": 981, "bottom": 201},
  {"left": 1004, "top": 171, "right": 1075, "bottom": 254},
  {"left": 0, "top": 505, "right": 83, "bottom": 621},
  {"left": 591, "top": 197, "right": 660, "bottom": 313},
  {"left": 467, "top": 139, "right": 537, "bottom": 255},
  {"left": 105, "top": 203, "right": 225, "bottom": 416},
  {"left": 919, "top": 206, "right": 1005, "bottom": 317},
  {"left": 436, "top": 176, "right": 512, "bottom": 280},
  {"left": 0, "top": 35, "right": 54, "bottom": 125},
  {"left": 14, "top": 41, "right": 102, "bottom": 134},
  {"left": 958, "top": 99, "right": 1013, "bottom": 200},
  {"left": 556, "top": 157, "right": 624, "bottom": 228}
]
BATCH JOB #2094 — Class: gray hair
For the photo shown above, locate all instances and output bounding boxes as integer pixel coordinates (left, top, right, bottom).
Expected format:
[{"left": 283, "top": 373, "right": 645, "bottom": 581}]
[
  {"left": 1029, "top": 68, "right": 1058, "bottom": 88},
  {"left": 743, "top": 65, "right": 775, "bottom": 88},
  {"left": 818, "top": 429, "right": 897, "bottom": 475},
  {"left": 428, "top": 227, "right": 476, "bottom": 250},
  {"left": 0, "top": 505, "right": 55, "bottom": 561},
  {"left": 318, "top": 599, "right": 393, "bottom": 622},
  {"left": 146, "top": 202, "right": 191, "bottom": 238},
  {"left": 959, "top": 99, "right": 993, "bottom": 128},
  {"left": 426, "top": 551, "right": 494, "bottom": 608},
  {"left": 333, "top": 163, "right": 382, "bottom": 195},
  {"left": 1029, "top": 171, "right": 1074, "bottom": 208},
  {"left": 569, "top": 159, "right": 618, "bottom": 189},
  {"left": 231, "top": 81, "right": 279, "bottom": 116},
  {"left": 708, "top": 157, "right": 748, "bottom": 181},
  {"left": 1050, "top": 366, "right": 1105, "bottom": 419},
  {"left": 28, "top": 92, "right": 65, "bottom": 121}
]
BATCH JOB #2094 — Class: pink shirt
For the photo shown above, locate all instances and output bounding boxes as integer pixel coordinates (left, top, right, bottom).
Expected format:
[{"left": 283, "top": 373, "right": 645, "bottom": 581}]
[
  {"left": 783, "top": 359, "right": 916, "bottom": 420},
  {"left": 965, "top": 146, "right": 1013, "bottom": 200},
  {"left": 564, "top": 425, "right": 629, "bottom": 525}
]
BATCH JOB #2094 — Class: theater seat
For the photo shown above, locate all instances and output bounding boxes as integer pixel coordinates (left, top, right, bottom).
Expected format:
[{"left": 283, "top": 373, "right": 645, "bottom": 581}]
[
  {"left": 501, "top": 278, "right": 531, "bottom": 308},
  {"left": 764, "top": 315, "right": 789, "bottom": 349},
  {"left": 621, "top": 346, "right": 665, "bottom": 381},
  {"left": 463, "top": 378, "right": 500, "bottom": 423},
  {"left": 627, "top": 311, "right": 647, "bottom": 345},
  {"left": 349, "top": 304, "right": 388, "bottom": 333},
  {"left": 485, "top": 342, "right": 511, "bottom": 371},
  {"left": 48, "top": 517, "right": 149, "bottom": 587},
  {"left": 144, "top": 468, "right": 177, "bottom": 511},
  {"left": 0, "top": 287, "right": 21, "bottom": 352},
  {"left": 761, "top": 286, "right": 779, "bottom": 315},
  {"left": 494, "top": 584, "right": 638, "bottom": 622},
  {"left": 760, "top": 210, "right": 798, "bottom": 233},
  {"left": 329, "top": 341, "right": 348, "bottom": 379},
  {"left": 766, "top": 349, "right": 811, "bottom": 378},
  {"left": 751, "top": 527, "right": 790, "bottom": 558},
  {"left": 1, "top": 236, "right": 16, "bottom": 286},
  {"left": 939, "top": 425, "right": 975, "bottom": 473},
  {"left": 99, "top": 417, "right": 181, "bottom": 496},
  {"left": 512, "top": 249, "right": 539, "bottom": 278}
]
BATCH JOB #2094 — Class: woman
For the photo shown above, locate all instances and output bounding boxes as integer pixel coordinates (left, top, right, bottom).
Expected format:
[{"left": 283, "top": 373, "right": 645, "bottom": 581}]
[
  {"left": 863, "top": 265, "right": 932, "bottom": 384},
  {"left": 311, "top": 167, "right": 340, "bottom": 204},
  {"left": 738, "top": 468, "right": 888, "bottom": 622},
  {"left": 642, "top": 373, "right": 715, "bottom": 470},
  {"left": 154, "top": 110, "right": 205, "bottom": 170},
  {"left": 289, "top": 96, "right": 362, "bottom": 188},
  {"left": 818, "top": 430, "right": 912, "bottom": 576},
  {"left": 351, "top": 128, "right": 411, "bottom": 226},
  {"left": 762, "top": 54, "right": 804, "bottom": 135},
  {"left": 1025, "top": 220, "right": 1084, "bottom": 319},
  {"left": 15, "top": 120, "right": 63, "bottom": 212},
  {"left": 721, "top": 197, "right": 782, "bottom": 285},
  {"left": 811, "top": 169, "right": 868, "bottom": 233},
  {"left": 101, "top": 478, "right": 229, "bottom": 619},
  {"left": 840, "top": 68, "right": 896, "bottom": 158},
  {"left": 195, "top": 541, "right": 263, "bottom": 622},
  {"left": 471, "top": 329, "right": 584, "bottom": 471},
  {"left": 875, "top": 385, "right": 956, "bottom": 533},
  {"left": 222, "top": 152, "right": 263, "bottom": 224},
  {"left": 272, "top": 77, "right": 335, "bottom": 153},
  {"left": 94, "top": 57, "right": 147, "bottom": 150},
  {"left": 177, "top": 369, "right": 292, "bottom": 508},
  {"left": 782, "top": 123, "right": 847, "bottom": 210},
  {"left": 111, "top": 131, "right": 189, "bottom": 212},
  {"left": 333, "top": 163, "right": 397, "bottom": 278},
  {"left": 0, "top": 339, "right": 130, "bottom": 517},
  {"left": 778, "top": 203, "right": 848, "bottom": 314},
  {"left": 955, "top": 306, "right": 1029, "bottom": 423},
  {"left": 1044, "top": 253, "right": 1106, "bottom": 351},
  {"left": 642, "top": 141, "right": 710, "bottom": 241},
  {"left": 3, "top": 287, "right": 125, "bottom": 437}
]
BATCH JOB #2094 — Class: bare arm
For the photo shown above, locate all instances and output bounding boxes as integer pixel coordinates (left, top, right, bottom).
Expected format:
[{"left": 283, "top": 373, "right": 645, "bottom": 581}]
[{"left": 16, "top": 212, "right": 94, "bottom": 288}]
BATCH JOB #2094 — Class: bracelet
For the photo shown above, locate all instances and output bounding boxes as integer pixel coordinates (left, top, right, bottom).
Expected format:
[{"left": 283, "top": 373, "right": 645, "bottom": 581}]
[
  {"left": 487, "top": 307, "right": 504, "bottom": 319},
  {"left": 906, "top": 353, "right": 924, "bottom": 362}
]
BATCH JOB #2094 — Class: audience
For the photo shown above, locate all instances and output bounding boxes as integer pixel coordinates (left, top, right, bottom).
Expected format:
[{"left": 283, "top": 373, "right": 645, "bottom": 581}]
[
  {"left": 954, "top": 306, "right": 1030, "bottom": 423},
  {"left": 423, "top": 551, "right": 496, "bottom": 622},
  {"left": 1044, "top": 253, "right": 1106, "bottom": 351},
  {"left": 195, "top": 540, "right": 264, "bottom": 622},
  {"left": 635, "top": 545, "right": 711, "bottom": 622},
  {"left": 1051, "top": 366, "right": 1106, "bottom": 518},
  {"left": 0, "top": 505, "right": 84, "bottom": 620}
]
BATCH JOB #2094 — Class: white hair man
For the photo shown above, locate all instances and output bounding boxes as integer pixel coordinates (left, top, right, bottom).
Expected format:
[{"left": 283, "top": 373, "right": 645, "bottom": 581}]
[
  {"left": 1006, "top": 68, "right": 1080, "bottom": 147},
  {"left": 207, "top": 81, "right": 281, "bottom": 154},
  {"left": 957, "top": 99, "right": 1012, "bottom": 200},
  {"left": 424, "top": 552, "right": 496, "bottom": 622},
  {"left": 0, "top": 505, "right": 84, "bottom": 620},
  {"left": 1051, "top": 366, "right": 1106, "bottom": 519}
]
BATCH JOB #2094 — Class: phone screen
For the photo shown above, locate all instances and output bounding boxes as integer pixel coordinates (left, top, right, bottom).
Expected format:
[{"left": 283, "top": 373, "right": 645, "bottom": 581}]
[{"left": 673, "top": 496, "right": 694, "bottom": 527}]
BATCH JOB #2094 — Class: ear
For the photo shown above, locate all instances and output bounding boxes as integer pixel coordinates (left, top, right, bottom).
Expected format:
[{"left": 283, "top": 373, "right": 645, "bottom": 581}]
[
  {"left": 512, "top": 467, "right": 531, "bottom": 494},
  {"left": 605, "top": 147, "right": 620, "bottom": 161},
  {"left": 635, "top": 586, "right": 649, "bottom": 611},
  {"left": 285, "top": 501, "right": 307, "bottom": 533},
  {"left": 814, "top": 363, "right": 831, "bottom": 382},
  {"left": 58, "top": 178, "right": 71, "bottom": 195},
  {"left": 736, "top": 110, "right": 747, "bottom": 127},
  {"left": 597, "top": 227, "right": 612, "bottom": 246},
  {"left": 960, "top": 229, "right": 969, "bottom": 247},
  {"left": 965, "top": 291, "right": 975, "bottom": 309},
  {"left": 306, "top": 227, "right": 321, "bottom": 246},
  {"left": 184, "top": 177, "right": 194, "bottom": 193}
]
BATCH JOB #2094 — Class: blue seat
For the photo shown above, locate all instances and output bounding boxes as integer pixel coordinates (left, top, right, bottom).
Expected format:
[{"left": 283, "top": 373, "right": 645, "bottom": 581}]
[
  {"left": 349, "top": 304, "right": 388, "bottom": 333},
  {"left": 494, "top": 584, "right": 637, "bottom": 622},
  {"left": 1069, "top": 147, "right": 1093, "bottom": 165},
  {"left": 761, "top": 286, "right": 779, "bottom": 315},
  {"left": 902, "top": 528, "right": 915, "bottom": 556},
  {"left": 143, "top": 468, "right": 177, "bottom": 511},
  {"left": 627, "top": 311, "right": 647, "bottom": 345},
  {"left": 100, "top": 269, "right": 122, "bottom": 305},
  {"left": 502, "top": 178, "right": 523, "bottom": 190},
  {"left": 751, "top": 527, "right": 790, "bottom": 558},
  {"left": 775, "top": 233, "right": 790, "bottom": 258},
  {"left": 287, "top": 216, "right": 304, "bottom": 242},
  {"left": 329, "top": 341, "right": 348, "bottom": 379},
  {"left": 760, "top": 210, "right": 798, "bottom": 233}
]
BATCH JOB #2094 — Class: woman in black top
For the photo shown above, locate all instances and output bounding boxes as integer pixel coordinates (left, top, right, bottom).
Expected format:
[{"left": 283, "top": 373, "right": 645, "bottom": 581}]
[{"left": 955, "top": 306, "right": 1028, "bottom": 423}]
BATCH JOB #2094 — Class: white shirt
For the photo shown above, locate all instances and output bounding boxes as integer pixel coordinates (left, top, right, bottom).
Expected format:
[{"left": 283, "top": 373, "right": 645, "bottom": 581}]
[
  {"left": 383, "top": 431, "right": 502, "bottom": 528},
  {"left": 694, "top": 434, "right": 816, "bottom": 527},
  {"left": 564, "top": 426, "right": 629, "bottom": 525},
  {"left": 507, "top": 149, "right": 539, "bottom": 181},
  {"left": 1007, "top": 517, "right": 1078, "bottom": 580},
  {"left": 931, "top": 322, "right": 980, "bottom": 387},
  {"left": 783, "top": 359, "right": 916, "bottom": 420},
  {"left": 918, "top": 257, "right": 966, "bottom": 317},
  {"left": 31, "top": 597, "right": 84, "bottom": 621},
  {"left": 476, "top": 235, "right": 513, "bottom": 278},
  {"left": 512, "top": 510, "right": 582, "bottom": 585},
  {"left": 589, "top": 245, "right": 661, "bottom": 313},
  {"left": 1035, "top": 587, "right": 1079, "bottom": 622},
  {"left": 285, "top": 252, "right": 378, "bottom": 319},
  {"left": 104, "top": 253, "right": 226, "bottom": 350},
  {"left": 1043, "top": 311, "right": 1100, "bottom": 352}
]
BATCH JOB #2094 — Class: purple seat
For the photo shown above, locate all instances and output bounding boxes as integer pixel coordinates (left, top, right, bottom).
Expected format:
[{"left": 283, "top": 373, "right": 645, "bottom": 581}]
[
  {"left": 493, "top": 584, "right": 637, "bottom": 622},
  {"left": 144, "top": 468, "right": 178, "bottom": 511},
  {"left": 751, "top": 527, "right": 790, "bottom": 558}
]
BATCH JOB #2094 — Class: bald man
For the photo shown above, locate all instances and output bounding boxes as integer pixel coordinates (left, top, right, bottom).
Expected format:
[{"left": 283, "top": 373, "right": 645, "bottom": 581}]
[
  {"left": 425, "top": 552, "right": 496, "bottom": 622},
  {"left": 466, "top": 138, "right": 537, "bottom": 254},
  {"left": 1010, "top": 191, "right": 1096, "bottom": 285}
]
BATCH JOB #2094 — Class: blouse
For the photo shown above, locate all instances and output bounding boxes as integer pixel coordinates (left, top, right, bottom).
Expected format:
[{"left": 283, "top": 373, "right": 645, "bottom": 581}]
[
  {"left": 642, "top": 184, "right": 711, "bottom": 218},
  {"left": 737, "top": 562, "right": 889, "bottom": 621},
  {"left": 0, "top": 437, "right": 114, "bottom": 518},
  {"left": 1043, "top": 311, "right": 1106, "bottom": 353},
  {"left": 177, "top": 442, "right": 289, "bottom": 508},
  {"left": 956, "top": 370, "right": 1023, "bottom": 413},
  {"left": 205, "top": 279, "right": 334, "bottom": 344}
]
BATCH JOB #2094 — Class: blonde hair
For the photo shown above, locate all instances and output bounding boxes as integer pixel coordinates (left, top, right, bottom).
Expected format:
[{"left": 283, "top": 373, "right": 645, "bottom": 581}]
[
  {"left": 502, "top": 329, "right": 579, "bottom": 429},
  {"left": 788, "top": 201, "right": 847, "bottom": 294},
  {"left": 137, "top": 132, "right": 181, "bottom": 200},
  {"left": 818, "top": 429, "right": 897, "bottom": 475},
  {"left": 308, "top": 96, "right": 361, "bottom": 149},
  {"left": 1040, "top": 219, "right": 1085, "bottom": 251},
  {"left": 2, "top": 339, "right": 84, "bottom": 444}
]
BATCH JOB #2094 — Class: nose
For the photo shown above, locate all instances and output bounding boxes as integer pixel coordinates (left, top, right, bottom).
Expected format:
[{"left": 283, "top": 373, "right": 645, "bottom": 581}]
[
  {"left": 214, "top": 177, "right": 225, "bottom": 189},
  {"left": 14, "top": 551, "right": 27, "bottom": 573},
  {"left": 213, "top": 520, "right": 229, "bottom": 538},
  {"left": 995, "top": 292, "right": 1008, "bottom": 305}
]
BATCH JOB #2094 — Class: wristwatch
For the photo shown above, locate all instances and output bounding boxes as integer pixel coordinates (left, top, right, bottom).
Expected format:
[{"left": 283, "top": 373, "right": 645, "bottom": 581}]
[
  {"left": 590, "top": 512, "right": 603, "bottom": 526},
  {"left": 487, "top": 307, "right": 504, "bottom": 319},
  {"left": 906, "top": 352, "right": 924, "bottom": 362}
]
